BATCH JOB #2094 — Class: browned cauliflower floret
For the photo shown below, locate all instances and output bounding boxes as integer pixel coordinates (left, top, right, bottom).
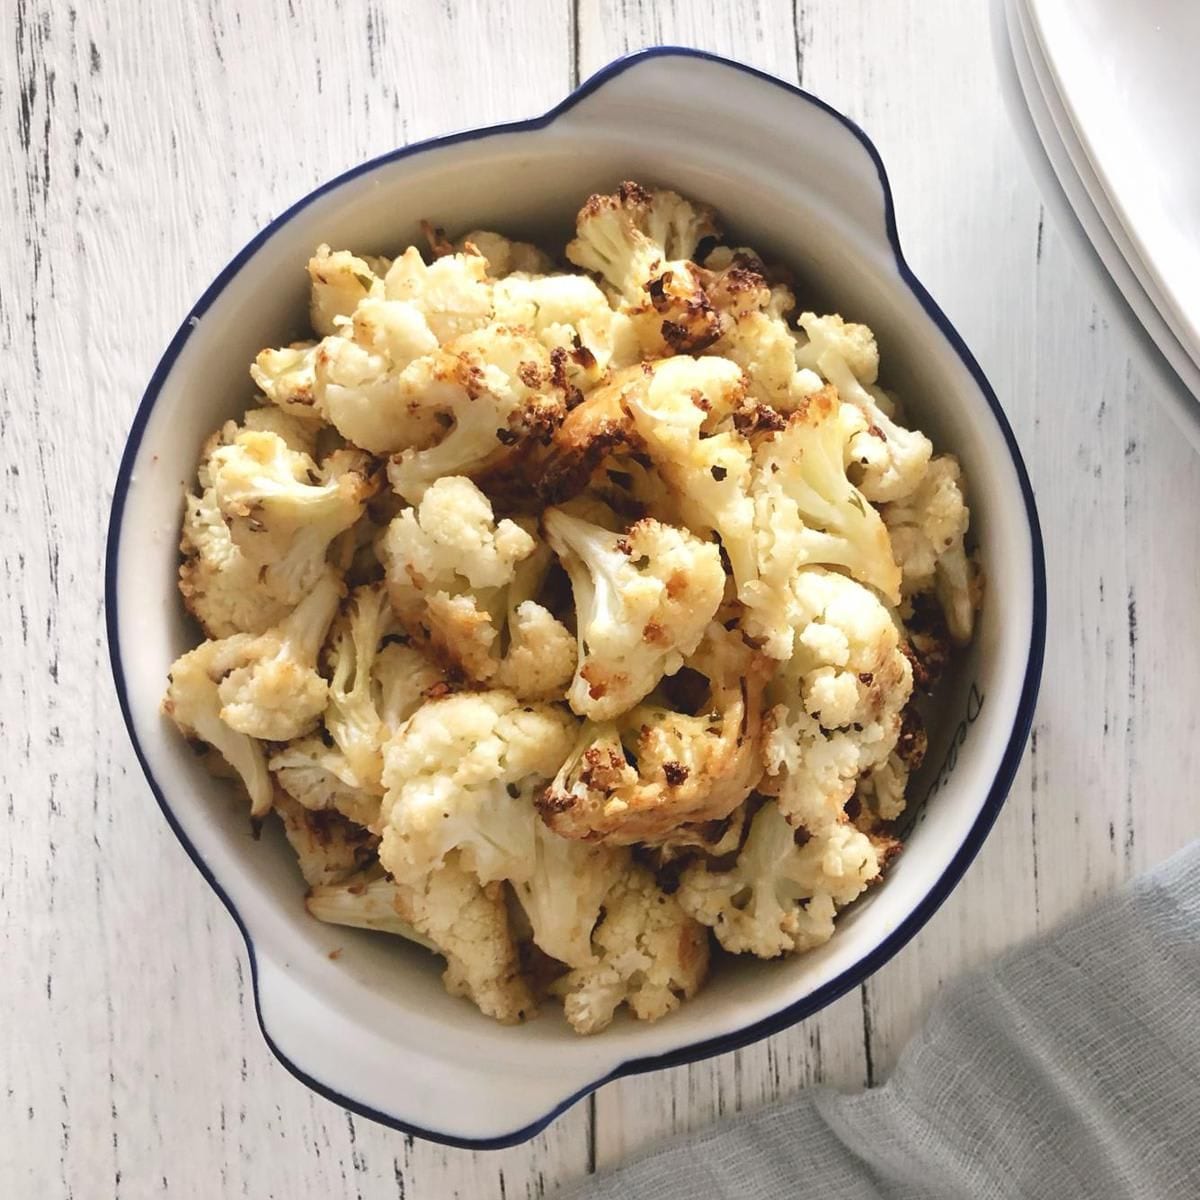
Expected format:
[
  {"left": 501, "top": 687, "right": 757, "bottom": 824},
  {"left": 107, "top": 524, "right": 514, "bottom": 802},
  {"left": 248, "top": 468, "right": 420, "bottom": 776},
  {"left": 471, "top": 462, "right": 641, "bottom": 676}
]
[
  {"left": 551, "top": 862, "right": 710, "bottom": 1034},
  {"left": 210, "top": 430, "right": 375, "bottom": 605},
  {"left": 381, "top": 475, "right": 562, "bottom": 684},
  {"left": 762, "top": 569, "right": 913, "bottom": 833},
  {"left": 386, "top": 327, "right": 568, "bottom": 503},
  {"left": 566, "top": 181, "right": 719, "bottom": 303},
  {"left": 698, "top": 247, "right": 825, "bottom": 411},
  {"left": 210, "top": 571, "right": 344, "bottom": 742},
  {"left": 882, "top": 455, "right": 978, "bottom": 644},
  {"left": 273, "top": 791, "right": 377, "bottom": 887},
  {"left": 250, "top": 342, "right": 322, "bottom": 421},
  {"left": 743, "top": 389, "right": 901, "bottom": 657},
  {"left": 795, "top": 312, "right": 932, "bottom": 503},
  {"left": 622, "top": 355, "right": 760, "bottom": 594},
  {"left": 543, "top": 506, "right": 725, "bottom": 721},
  {"left": 307, "top": 243, "right": 388, "bottom": 337},
  {"left": 307, "top": 858, "right": 537, "bottom": 1024},
  {"left": 178, "top": 419, "right": 297, "bottom": 638},
  {"left": 163, "top": 636, "right": 273, "bottom": 817},
  {"left": 492, "top": 271, "right": 626, "bottom": 394},
  {"left": 268, "top": 736, "right": 380, "bottom": 829},
  {"left": 537, "top": 624, "right": 771, "bottom": 843},
  {"left": 312, "top": 298, "right": 445, "bottom": 455},
  {"left": 379, "top": 690, "right": 576, "bottom": 887},
  {"left": 678, "top": 801, "right": 892, "bottom": 958}
]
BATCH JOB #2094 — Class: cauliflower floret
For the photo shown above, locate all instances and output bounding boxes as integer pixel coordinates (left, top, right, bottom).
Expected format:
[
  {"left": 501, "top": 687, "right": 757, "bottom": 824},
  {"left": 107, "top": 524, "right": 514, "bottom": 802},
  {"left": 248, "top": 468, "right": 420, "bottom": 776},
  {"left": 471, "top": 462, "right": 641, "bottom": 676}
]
[
  {"left": 622, "top": 355, "right": 760, "bottom": 594},
  {"left": 383, "top": 246, "right": 493, "bottom": 344},
  {"left": 210, "top": 430, "right": 374, "bottom": 605},
  {"left": 163, "top": 636, "right": 273, "bottom": 817},
  {"left": 566, "top": 182, "right": 726, "bottom": 359},
  {"left": 322, "top": 583, "right": 400, "bottom": 793},
  {"left": 455, "top": 229, "right": 555, "bottom": 277},
  {"left": 537, "top": 364, "right": 650, "bottom": 504},
  {"left": 387, "top": 327, "right": 567, "bottom": 503},
  {"left": 538, "top": 623, "right": 771, "bottom": 843},
  {"left": 855, "top": 704, "right": 928, "bottom": 827},
  {"left": 551, "top": 863, "right": 710, "bottom": 1034},
  {"left": 743, "top": 390, "right": 900, "bottom": 657},
  {"left": 511, "top": 823, "right": 630, "bottom": 969},
  {"left": 214, "top": 570, "right": 344, "bottom": 741},
  {"left": 493, "top": 600, "right": 576, "bottom": 702},
  {"left": 379, "top": 690, "right": 576, "bottom": 886},
  {"left": 543, "top": 506, "right": 724, "bottom": 721},
  {"left": 312, "top": 299, "right": 445, "bottom": 454},
  {"left": 273, "top": 791, "right": 377, "bottom": 887},
  {"left": 794, "top": 311, "right": 881, "bottom": 385},
  {"left": 250, "top": 342, "right": 322, "bottom": 421},
  {"left": 381, "top": 475, "right": 539, "bottom": 679},
  {"left": 308, "top": 857, "right": 537, "bottom": 1024},
  {"left": 566, "top": 181, "right": 719, "bottom": 304},
  {"left": 493, "top": 272, "right": 620, "bottom": 393},
  {"left": 373, "top": 639, "right": 448, "bottom": 728},
  {"left": 699, "top": 247, "right": 824, "bottom": 411},
  {"left": 178, "top": 409, "right": 329, "bottom": 635},
  {"left": 305, "top": 865, "right": 436, "bottom": 946},
  {"left": 796, "top": 312, "right": 932, "bottom": 503},
  {"left": 408, "top": 857, "right": 537, "bottom": 1023},
  {"left": 678, "top": 801, "right": 888, "bottom": 958},
  {"left": 307, "top": 243, "right": 387, "bottom": 337},
  {"left": 179, "top": 419, "right": 300, "bottom": 638},
  {"left": 882, "top": 455, "right": 977, "bottom": 644},
  {"left": 762, "top": 569, "right": 913, "bottom": 832},
  {"left": 269, "top": 736, "right": 381, "bottom": 829},
  {"left": 240, "top": 405, "right": 319, "bottom": 456},
  {"left": 270, "top": 636, "right": 444, "bottom": 831}
]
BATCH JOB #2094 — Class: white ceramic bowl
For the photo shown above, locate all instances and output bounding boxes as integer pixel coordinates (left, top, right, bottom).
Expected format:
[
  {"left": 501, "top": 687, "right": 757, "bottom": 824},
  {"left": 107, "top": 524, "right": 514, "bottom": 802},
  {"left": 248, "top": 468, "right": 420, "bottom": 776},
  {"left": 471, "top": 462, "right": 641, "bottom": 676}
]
[{"left": 107, "top": 48, "right": 1045, "bottom": 1147}]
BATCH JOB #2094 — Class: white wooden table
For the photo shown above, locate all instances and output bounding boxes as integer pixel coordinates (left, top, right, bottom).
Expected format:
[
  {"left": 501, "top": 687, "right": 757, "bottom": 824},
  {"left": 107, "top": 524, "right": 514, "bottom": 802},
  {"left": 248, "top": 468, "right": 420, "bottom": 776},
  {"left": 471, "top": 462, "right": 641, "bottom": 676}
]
[{"left": 5, "top": 1, "right": 1199, "bottom": 1194}]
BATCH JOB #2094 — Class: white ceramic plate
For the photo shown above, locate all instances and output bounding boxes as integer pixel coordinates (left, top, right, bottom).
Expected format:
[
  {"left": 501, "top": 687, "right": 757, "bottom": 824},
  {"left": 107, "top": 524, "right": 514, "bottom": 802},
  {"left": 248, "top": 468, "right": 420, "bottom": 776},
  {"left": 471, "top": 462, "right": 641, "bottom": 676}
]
[
  {"left": 1014, "top": 0, "right": 1200, "bottom": 382},
  {"left": 1025, "top": 0, "right": 1200, "bottom": 369},
  {"left": 998, "top": 0, "right": 1200, "bottom": 450},
  {"left": 107, "top": 48, "right": 1044, "bottom": 1147}
]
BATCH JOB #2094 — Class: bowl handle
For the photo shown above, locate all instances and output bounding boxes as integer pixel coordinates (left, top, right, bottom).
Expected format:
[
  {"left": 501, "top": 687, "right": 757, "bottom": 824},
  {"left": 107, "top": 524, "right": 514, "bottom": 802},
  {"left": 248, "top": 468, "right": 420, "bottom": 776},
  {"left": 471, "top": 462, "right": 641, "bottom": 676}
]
[
  {"left": 554, "top": 49, "right": 897, "bottom": 261},
  {"left": 253, "top": 953, "right": 603, "bottom": 1144}
]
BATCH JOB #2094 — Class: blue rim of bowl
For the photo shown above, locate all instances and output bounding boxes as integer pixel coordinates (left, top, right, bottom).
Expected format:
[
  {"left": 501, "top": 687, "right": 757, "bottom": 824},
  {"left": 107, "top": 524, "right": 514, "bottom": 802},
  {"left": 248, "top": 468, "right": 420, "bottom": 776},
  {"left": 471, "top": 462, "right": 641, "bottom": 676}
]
[{"left": 105, "top": 45, "right": 1047, "bottom": 1151}]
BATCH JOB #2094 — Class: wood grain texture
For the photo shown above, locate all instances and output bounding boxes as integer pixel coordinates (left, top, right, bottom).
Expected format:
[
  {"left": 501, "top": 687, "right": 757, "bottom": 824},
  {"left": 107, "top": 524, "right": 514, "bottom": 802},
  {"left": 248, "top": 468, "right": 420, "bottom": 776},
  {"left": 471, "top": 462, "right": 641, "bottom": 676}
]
[{"left": 4, "top": 0, "right": 1198, "bottom": 1195}]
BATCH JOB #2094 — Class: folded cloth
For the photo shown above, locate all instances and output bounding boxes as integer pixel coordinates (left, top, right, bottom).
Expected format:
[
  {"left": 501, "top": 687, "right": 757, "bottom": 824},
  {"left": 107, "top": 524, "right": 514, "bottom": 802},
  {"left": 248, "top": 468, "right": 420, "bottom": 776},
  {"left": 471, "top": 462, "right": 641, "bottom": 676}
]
[{"left": 558, "top": 840, "right": 1200, "bottom": 1200}]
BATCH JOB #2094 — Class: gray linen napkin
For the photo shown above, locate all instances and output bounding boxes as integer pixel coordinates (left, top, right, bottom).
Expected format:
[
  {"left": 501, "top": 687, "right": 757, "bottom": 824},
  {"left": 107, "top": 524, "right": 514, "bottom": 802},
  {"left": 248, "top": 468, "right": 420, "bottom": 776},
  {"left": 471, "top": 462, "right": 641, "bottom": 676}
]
[{"left": 559, "top": 840, "right": 1200, "bottom": 1200}]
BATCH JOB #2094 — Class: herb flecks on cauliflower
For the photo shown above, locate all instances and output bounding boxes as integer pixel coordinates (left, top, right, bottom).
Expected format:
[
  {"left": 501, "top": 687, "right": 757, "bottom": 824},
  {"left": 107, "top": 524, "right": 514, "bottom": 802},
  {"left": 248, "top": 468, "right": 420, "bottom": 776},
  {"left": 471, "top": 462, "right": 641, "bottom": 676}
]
[
  {"left": 210, "top": 430, "right": 374, "bottom": 605},
  {"left": 538, "top": 623, "right": 770, "bottom": 844},
  {"left": 543, "top": 505, "right": 724, "bottom": 721},
  {"left": 379, "top": 690, "right": 576, "bottom": 887}
]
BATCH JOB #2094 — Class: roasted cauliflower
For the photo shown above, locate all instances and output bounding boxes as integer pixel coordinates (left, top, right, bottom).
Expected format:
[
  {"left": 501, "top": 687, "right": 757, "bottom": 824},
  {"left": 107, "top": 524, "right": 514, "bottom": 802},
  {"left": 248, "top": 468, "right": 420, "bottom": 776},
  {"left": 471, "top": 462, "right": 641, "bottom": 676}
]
[{"left": 165, "top": 180, "right": 978, "bottom": 1034}]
